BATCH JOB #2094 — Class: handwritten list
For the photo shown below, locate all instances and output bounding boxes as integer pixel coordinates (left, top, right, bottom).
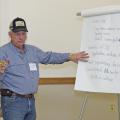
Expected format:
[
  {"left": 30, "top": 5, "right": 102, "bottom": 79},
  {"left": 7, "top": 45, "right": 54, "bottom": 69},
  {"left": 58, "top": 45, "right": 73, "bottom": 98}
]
[{"left": 75, "top": 13, "right": 120, "bottom": 93}]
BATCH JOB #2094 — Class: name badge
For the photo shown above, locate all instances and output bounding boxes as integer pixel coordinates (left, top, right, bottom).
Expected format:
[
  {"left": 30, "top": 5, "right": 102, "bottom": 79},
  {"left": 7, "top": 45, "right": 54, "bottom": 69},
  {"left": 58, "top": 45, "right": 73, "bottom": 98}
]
[{"left": 29, "top": 63, "right": 37, "bottom": 71}]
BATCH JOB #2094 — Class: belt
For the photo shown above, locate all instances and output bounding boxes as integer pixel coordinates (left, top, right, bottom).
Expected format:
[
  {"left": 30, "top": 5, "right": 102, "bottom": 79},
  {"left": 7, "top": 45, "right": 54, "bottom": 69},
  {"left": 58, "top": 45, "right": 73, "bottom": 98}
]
[{"left": 0, "top": 89, "right": 34, "bottom": 99}]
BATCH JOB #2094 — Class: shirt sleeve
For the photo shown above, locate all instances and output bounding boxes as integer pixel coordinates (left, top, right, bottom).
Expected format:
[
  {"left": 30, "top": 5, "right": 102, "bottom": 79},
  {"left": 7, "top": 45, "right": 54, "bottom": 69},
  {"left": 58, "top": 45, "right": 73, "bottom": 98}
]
[{"left": 36, "top": 47, "right": 70, "bottom": 64}]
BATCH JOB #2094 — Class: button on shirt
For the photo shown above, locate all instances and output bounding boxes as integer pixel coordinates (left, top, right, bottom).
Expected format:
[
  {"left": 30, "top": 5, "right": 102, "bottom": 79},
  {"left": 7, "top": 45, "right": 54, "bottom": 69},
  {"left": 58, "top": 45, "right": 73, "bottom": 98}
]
[{"left": 0, "top": 42, "right": 69, "bottom": 94}]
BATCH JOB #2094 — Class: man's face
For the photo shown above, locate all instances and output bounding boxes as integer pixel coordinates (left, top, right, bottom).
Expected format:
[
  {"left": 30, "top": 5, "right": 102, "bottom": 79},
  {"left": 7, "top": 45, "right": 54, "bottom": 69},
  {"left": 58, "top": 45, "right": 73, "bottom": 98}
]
[{"left": 9, "top": 31, "right": 27, "bottom": 49}]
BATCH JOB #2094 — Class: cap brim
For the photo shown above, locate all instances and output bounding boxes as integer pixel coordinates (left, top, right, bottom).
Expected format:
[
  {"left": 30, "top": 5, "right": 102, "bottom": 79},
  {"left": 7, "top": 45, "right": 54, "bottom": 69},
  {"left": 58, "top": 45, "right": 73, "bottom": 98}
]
[{"left": 12, "top": 28, "right": 28, "bottom": 32}]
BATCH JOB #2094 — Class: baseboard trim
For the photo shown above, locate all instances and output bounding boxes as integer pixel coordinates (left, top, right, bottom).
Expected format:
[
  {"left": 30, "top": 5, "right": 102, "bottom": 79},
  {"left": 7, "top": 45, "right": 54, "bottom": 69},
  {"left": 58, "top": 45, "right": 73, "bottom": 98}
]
[{"left": 39, "top": 77, "right": 75, "bottom": 84}]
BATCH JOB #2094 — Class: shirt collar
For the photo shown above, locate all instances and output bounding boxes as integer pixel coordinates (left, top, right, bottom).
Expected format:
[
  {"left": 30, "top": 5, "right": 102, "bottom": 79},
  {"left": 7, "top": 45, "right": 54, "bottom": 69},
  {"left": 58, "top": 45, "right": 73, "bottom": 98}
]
[{"left": 9, "top": 42, "right": 26, "bottom": 54}]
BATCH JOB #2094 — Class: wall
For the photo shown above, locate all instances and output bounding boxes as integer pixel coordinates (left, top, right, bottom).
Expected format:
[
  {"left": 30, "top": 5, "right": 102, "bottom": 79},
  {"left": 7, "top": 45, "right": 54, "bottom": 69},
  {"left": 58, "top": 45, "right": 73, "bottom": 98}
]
[
  {"left": 36, "top": 85, "right": 118, "bottom": 120},
  {"left": 0, "top": 0, "right": 120, "bottom": 77}
]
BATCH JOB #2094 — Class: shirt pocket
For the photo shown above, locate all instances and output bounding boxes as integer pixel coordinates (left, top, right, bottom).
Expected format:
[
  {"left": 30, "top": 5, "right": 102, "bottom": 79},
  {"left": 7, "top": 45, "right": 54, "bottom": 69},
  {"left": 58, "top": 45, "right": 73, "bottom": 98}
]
[{"left": 6, "top": 61, "right": 27, "bottom": 75}]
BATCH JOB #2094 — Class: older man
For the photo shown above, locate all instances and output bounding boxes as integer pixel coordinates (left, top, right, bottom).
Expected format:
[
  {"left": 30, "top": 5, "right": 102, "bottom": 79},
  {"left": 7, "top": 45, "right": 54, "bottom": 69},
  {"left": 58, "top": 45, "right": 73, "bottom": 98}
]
[{"left": 0, "top": 17, "right": 89, "bottom": 120}]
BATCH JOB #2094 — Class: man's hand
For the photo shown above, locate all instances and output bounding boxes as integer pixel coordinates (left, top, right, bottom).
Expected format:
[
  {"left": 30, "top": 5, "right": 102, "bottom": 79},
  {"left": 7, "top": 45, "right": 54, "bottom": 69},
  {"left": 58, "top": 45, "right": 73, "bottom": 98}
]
[
  {"left": 0, "top": 61, "right": 8, "bottom": 74},
  {"left": 69, "top": 51, "right": 89, "bottom": 63}
]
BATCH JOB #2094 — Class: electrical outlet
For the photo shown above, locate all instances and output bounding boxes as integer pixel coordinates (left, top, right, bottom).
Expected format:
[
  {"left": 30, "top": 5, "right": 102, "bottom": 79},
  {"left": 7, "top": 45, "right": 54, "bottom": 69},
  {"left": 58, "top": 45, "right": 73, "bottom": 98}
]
[{"left": 109, "top": 104, "right": 116, "bottom": 112}]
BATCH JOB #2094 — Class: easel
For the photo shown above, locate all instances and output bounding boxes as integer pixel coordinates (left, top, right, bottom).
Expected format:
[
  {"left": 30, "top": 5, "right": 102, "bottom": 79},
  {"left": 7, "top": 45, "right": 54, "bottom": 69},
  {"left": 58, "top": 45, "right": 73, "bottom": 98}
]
[
  {"left": 76, "top": 11, "right": 89, "bottom": 120},
  {"left": 76, "top": 8, "right": 120, "bottom": 120},
  {"left": 77, "top": 93, "right": 89, "bottom": 120},
  {"left": 118, "top": 94, "right": 120, "bottom": 120}
]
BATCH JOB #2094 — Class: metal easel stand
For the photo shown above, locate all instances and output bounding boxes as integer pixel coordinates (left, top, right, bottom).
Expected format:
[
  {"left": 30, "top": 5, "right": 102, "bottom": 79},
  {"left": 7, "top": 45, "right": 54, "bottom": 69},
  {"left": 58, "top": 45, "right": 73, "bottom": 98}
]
[
  {"left": 118, "top": 94, "right": 120, "bottom": 120},
  {"left": 77, "top": 93, "right": 89, "bottom": 120}
]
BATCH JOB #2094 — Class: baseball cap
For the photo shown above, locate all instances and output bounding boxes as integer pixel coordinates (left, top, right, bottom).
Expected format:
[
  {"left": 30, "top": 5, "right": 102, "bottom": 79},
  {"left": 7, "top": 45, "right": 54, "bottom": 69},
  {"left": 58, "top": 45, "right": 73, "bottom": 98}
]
[{"left": 9, "top": 17, "right": 28, "bottom": 32}]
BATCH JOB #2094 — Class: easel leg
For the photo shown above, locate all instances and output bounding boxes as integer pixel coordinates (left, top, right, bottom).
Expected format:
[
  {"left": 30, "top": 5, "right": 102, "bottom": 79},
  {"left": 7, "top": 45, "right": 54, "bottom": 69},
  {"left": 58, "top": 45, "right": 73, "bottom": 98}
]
[
  {"left": 78, "top": 93, "right": 88, "bottom": 120},
  {"left": 118, "top": 94, "right": 120, "bottom": 120}
]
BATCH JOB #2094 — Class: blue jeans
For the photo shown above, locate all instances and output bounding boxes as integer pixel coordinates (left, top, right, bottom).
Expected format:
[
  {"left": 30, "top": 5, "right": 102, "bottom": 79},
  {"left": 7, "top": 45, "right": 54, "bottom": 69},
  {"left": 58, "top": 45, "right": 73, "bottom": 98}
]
[{"left": 1, "top": 95, "right": 36, "bottom": 120}]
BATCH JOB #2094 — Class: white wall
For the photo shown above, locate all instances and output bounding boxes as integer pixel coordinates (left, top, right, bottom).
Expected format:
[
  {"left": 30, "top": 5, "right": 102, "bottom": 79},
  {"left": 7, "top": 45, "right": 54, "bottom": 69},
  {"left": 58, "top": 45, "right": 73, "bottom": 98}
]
[
  {"left": 1, "top": 0, "right": 120, "bottom": 77},
  {"left": 0, "top": 0, "right": 10, "bottom": 45}
]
